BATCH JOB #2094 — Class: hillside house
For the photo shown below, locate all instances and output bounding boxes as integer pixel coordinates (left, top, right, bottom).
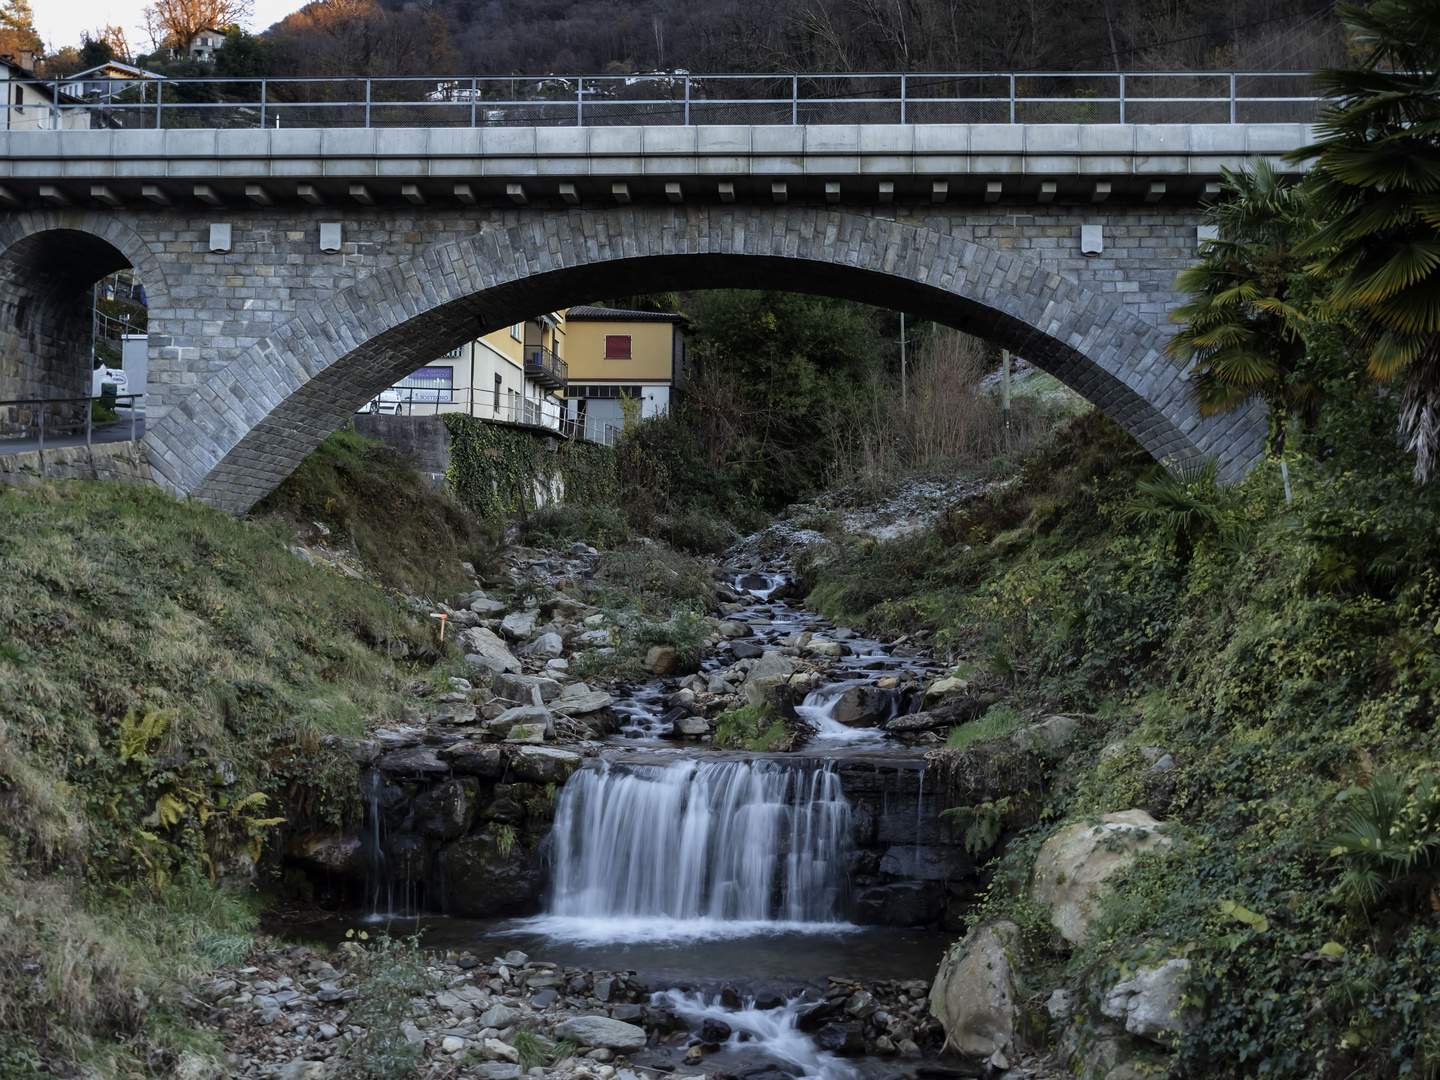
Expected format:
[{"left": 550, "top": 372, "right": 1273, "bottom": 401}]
[{"left": 2, "top": 55, "right": 90, "bottom": 130}]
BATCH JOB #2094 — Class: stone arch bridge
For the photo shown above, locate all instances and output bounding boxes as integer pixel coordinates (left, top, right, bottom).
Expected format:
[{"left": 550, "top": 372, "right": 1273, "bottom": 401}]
[{"left": 0, "top": 122, "right": 1305, "bottom": 511}]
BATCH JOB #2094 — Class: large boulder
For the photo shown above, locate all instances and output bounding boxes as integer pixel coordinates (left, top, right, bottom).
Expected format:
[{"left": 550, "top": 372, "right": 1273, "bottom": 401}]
[
  {"left": 1100, "top": 958, "right": 1197, "bottom": 1044},
  {"left": 440, "top": 741, "right": 506, "bottom": 778},
  {"left": 832, "top": 686, "right": 898, "bottom": 727},
  {"left": 1029, "top": 811, "right": 1172, "bottom": 944},
  {"left": 501, "top": 609, "right": 540, "bottom": 640},
  {"left": 929, "top": 921, "right": 1020, "bottom": 1058},
  {"left": 523, "top": 632, "right": 564, "bottom": 659},
  {"left": 458, "top": 627, "right": 522, "bottom": 676},
  {"left": 492, "top": 673, "right": 562, "bottom": 704},
  {"left": 745, "top": 651, "right": 795, "bottom": 684},
  {"left": 644, "top": 646, "right": 679, "bottom": 675},
  {"left": 1011, "top": 715, "right": 1082, "bottom": 754},
  {"left": 488, "top": 705, "right": 555, "bottom": 739},
  {"left": 436, "top": 831, "right": 543, "bottom": 917},
  {"left": 552, "top": 1016, "right": 648, "bottom": 1052},
  {"left": 412, "top": 778, "right": 477, "bottom": 839},
  {"left": 552, "top": 690, "right": 612, "bottom": 715},
  {"left": 509, "top": 746, "right": 582, "bottom": 784}
]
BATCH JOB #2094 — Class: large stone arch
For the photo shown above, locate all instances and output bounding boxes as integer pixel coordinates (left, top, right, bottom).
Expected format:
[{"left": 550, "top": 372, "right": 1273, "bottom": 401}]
[
  {"left": 140, "top": 204, "right": 1265, "bottom": 512},
  {"left": 0, "top": 211, "right": 167, "bottom": 402}
]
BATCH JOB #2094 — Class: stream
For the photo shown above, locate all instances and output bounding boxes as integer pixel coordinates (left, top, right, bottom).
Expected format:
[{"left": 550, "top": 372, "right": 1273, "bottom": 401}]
[{"left": 290, "top": 558, "right": 963, "bottom": 1080}]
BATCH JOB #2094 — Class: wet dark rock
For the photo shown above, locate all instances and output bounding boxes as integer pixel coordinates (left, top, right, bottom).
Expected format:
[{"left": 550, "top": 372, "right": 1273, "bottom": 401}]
[
  {"left": 435, "top": 831, "right": 543, "bottom": 917},
  {"left": 479, "top": 797, "right": 521, "bottom": 823},
  {"left": 440, "top": 741, "right": 507, "bottom": 778},
  {"left": 383, "top": 834, "right": 431, "bottom": 881},
  {"left": 854, "top": 882, "right": 944, "bottom": 926},
  {"left": 795, "top": 1000, "right": 842, "bottom": 1033},
  {"left": 730, "top": 641, "right": 765, "bottom": 660},
  {"left": 509, "top": 746, "right": 582, "bottom": 784},
  {"left": 611, "top": 1003, "right": 643, "bottom": 1021},
  {"left": 721, "top": 985, "right": 741, "bottom": 1008},
  {"left": 813, "top": 1022, "right": 866, "bottom": 1056},
  {"left": 284, "top": 831, "right": 364, "bottom": 876},
  {"left": 376, "top": 746, "right": 450, "bottom": 775},
  {"left": 412, "top": 778, "right": 477, "bottom": 839},
  {"left": 699, "top": 1018, "right": 733, "bottom": 1044},
  {"left": 832, "top": 687, "right": 899, "bottom": 728}
]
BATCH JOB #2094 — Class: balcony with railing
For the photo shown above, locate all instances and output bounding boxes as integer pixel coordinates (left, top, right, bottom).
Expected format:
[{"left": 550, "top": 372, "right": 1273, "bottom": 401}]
[{"left": 524, "top": 347, "right": 568, "bottom": 391}]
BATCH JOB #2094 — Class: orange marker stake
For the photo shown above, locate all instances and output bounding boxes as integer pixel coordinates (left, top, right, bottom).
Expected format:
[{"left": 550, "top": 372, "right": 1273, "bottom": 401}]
[{"left": 430, "top": 612, "right": 448, "bottom": 641}]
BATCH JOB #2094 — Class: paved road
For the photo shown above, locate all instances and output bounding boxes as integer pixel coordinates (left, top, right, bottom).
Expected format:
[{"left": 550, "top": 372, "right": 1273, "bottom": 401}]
[{"left": 0, "top": 414, "right": 146, "bottom": 457}]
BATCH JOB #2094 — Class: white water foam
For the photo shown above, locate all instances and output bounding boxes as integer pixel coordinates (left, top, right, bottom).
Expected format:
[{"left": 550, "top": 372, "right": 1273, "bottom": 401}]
[
  {"left": 544, "top": 758, "right": 854, "bottom": 928},
  {"left": 653, "top": 988, "right": 859, "bottom": 1080}
]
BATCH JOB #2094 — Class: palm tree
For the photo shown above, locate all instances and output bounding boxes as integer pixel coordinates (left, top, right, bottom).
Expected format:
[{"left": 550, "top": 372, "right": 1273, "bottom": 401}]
[
  {"left": 1166, "top": 158, "right": 1318, "bottom": 449},
  {"left": 1288, "top": 0, "right": 1440, "bottom": 480}
]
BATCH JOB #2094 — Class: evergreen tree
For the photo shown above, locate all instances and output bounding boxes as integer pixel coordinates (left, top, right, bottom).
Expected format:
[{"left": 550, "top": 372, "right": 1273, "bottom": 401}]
[{"left": 0, "top": 0, "right": 43, "bottom": 59}]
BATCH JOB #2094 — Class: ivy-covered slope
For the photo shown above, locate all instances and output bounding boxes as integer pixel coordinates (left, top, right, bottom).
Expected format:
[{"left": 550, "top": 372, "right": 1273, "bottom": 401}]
[{"left": 800, "top": 403, "right": 1440, "bottom": 1076}]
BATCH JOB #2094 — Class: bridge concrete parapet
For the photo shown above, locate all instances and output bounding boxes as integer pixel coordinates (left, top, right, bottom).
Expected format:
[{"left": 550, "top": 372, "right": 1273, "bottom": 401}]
[{"left": 0, "top": 123, "right": 1308, "bottom": 206}]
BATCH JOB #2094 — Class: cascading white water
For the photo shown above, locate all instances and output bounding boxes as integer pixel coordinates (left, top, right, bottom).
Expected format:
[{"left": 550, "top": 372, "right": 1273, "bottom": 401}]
[{"left": 543, "top": 758, "right": 853, "bottom": 934}]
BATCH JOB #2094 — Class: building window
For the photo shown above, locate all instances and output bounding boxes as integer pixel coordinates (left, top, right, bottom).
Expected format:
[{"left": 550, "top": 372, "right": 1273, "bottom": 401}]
[
  {"left": 510, "top": 323, "right": 523, "bottom": 341},
  {"left": 441, "top": 345, "right": 463, "bottom": 358},
  {"left": 570, "top": 384, "right": 644, "bottom": 399},
  {"left": 394, "top": 365, "right": 453, "bottom": 404},
  {"left": 493, "top": 373, "right": 502, "bottom": 411},
  {"left": 604, "top": 335, "right": 632, "bottom": 359}
]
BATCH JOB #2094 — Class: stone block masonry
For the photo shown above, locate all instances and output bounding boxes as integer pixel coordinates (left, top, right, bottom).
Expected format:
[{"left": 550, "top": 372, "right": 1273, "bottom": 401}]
[{"left": 0, "top": 185, "right": 1267, "bottom": 511}]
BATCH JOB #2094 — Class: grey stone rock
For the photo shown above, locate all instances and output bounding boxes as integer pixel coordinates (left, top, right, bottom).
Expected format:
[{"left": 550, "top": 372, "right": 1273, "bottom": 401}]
[
  {"left": 376, "top": 746, "right": 450, "bottom": 776},
  {"left": 458, "top": 627, "right": 523, "bottom": 676},
  {"left": 440, "top": 740, "right": 506, "bottom": 778},
  {"left": 478, "top": 1003, "right": 521, "bottom": 1029},
  {"left": 501, "top": 609, "right": 540, "bottom": 640},
  {"left": 551, "top": 690, "right": 612, "bottom": 715},
  {"left": 488, "top": 705, "right": 555, "bottom": 739},
  {"left": 929, "top": 921, "right": 1020, "bottom": 1057},
  {"left": 510, "top": 746, "right": 582, "bottom": 784},
  {"left": 553, "top": 1016, "right": 648, "bottom": 1052},
  {"left": 1011, "top": 714, "right": 1082, "bottom": 753},
  {"left": 524, "top": 632, "right": 564, "bottom": 659},
  {"left": 492, "top": 673, "right": 563, "bottom": 704},
  {"left": 1100, "top": 959, "right": 1197, "bottom": 1044}
]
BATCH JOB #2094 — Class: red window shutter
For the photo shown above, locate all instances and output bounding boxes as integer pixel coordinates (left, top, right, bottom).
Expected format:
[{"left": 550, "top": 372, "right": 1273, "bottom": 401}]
[{"left": 605, "top": 334, "right": 632, "bottom": 359}]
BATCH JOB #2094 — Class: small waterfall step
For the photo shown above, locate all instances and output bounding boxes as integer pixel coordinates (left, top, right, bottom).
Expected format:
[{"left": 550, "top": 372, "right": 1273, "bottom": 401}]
[{"left": 546, "top": 758, "right": 853, "bottom": 928}]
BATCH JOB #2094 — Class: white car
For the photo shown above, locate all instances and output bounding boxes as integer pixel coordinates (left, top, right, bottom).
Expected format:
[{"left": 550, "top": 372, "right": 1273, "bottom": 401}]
[{"left": 357, "top": 389, "right": 403, "bottom": 415}]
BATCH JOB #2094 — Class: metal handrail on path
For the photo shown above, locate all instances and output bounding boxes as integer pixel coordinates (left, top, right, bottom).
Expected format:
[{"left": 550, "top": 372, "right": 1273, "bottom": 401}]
[
  {"left": 0, "top": 394, "right": 145, "bottom": 451},
  {"left": 15, "top": 70, "right": 1322, "bottom": 131}
]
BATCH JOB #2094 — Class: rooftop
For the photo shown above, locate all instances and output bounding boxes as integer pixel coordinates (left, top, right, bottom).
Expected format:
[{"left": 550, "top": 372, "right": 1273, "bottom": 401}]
[{"left": 565, "top": 306, "right": 685, "bottom": 322}]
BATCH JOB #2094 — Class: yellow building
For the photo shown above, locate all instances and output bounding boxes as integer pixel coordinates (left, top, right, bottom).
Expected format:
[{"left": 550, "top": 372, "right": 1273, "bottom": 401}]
[
  {"left": 370, "top": 304, "right": 687, "bottom": 445},
  {"left": 561, "top": 306, "right": 688, "bottom": 439}
]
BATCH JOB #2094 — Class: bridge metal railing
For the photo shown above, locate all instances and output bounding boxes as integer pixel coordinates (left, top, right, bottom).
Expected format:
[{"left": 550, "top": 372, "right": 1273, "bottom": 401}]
[
  {"left": 17, "top": 71, "right": 1322, "bottom": 131},
  {"left": 1, "top": 394, "right": 145, "bottom": 452},
  {"left": 357, "top": 388, "right": 622, "bottom": 446}
]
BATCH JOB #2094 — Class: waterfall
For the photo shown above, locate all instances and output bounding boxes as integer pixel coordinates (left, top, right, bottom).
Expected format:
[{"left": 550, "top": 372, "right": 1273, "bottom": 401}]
[{"left": 545, "top": 758, "right": 853, "bottom": 925}]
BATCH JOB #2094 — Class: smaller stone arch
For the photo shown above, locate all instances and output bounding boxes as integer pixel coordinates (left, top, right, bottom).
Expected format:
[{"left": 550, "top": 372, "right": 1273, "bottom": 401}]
[{"left": 0, "top": 212, "right": 166, "bottom": 403}]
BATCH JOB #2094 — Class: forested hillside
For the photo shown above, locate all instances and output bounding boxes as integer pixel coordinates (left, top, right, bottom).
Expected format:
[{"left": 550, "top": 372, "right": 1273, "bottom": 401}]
[{"left": 255, "top": 0, "right": 1344, "bottom": 80}]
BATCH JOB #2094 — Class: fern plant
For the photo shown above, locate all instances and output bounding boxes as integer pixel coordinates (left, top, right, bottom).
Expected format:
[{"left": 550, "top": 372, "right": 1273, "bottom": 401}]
[{"left": 1325, "top": 768, "right": 1440, "bottom": 912}]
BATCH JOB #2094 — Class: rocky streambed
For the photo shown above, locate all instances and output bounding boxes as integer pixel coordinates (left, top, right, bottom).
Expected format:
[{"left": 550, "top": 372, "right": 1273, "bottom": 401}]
[
  {"left": 200, "top": 938, "right": 1074, "bottom": 1080},
  {"left": 262, "top": 527, "right": 1082, "bottom": 1080}
]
